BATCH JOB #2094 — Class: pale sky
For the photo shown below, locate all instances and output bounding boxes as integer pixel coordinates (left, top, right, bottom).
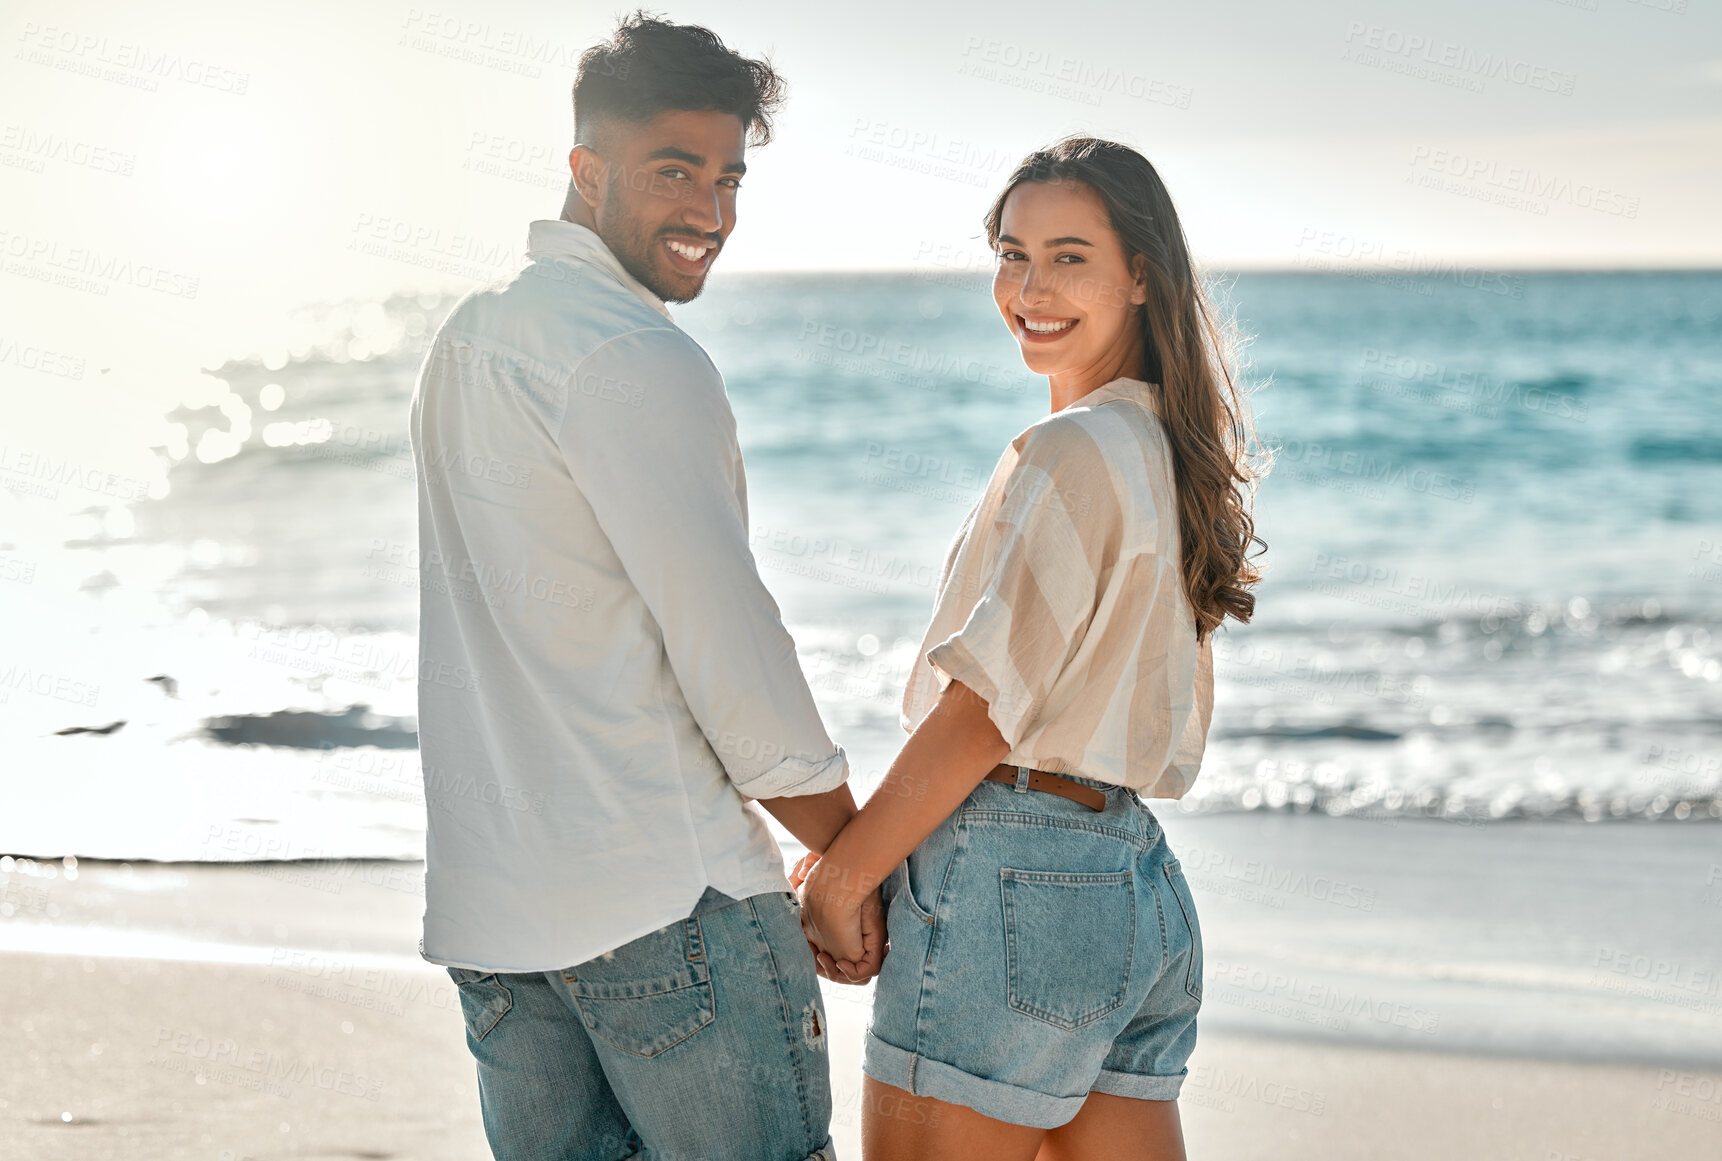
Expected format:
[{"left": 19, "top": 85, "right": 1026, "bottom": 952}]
[{"left": 4, "top": 0, "right": 1720, "bottom": 379}]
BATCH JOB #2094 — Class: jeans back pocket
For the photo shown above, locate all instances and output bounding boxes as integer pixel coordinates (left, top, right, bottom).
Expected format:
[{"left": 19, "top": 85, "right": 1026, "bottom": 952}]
[
  {"left": 1161, "top": 860, "right": 1204, "bottom": 1003},
  {"left": 447, "top": 967, "right": 514, "bottom": 1043},
  {"left": 1000, "top": 868, "right": 1135, "bottom": 1029},
  {"left": 562, "top": 916, "right": 715, "bottom": 1058}
]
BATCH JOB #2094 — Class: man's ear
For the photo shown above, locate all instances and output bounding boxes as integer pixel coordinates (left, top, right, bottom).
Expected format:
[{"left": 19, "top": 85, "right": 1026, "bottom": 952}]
[{"left": 569, "top": 144, "right": 608, "bottom": 211}]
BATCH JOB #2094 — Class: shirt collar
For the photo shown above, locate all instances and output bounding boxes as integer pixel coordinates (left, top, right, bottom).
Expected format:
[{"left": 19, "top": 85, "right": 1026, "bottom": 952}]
[
  {"left": 526, "top": 219, "right": 674, "bottom": 321},
  {"left": 1071, "top": 376, "right": 1163, "bottom": 419}
]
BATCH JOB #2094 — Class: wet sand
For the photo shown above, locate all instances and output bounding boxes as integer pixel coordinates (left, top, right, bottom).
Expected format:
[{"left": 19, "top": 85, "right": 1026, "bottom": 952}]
[{"left": 1, "top": 852, "right": 1718, "bottom": 1159}]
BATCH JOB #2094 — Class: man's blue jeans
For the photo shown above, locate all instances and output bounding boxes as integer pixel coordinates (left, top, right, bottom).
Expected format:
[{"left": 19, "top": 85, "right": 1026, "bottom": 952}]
[{"left": 447, "top": 887, "right": 837, "bottom": 1161}]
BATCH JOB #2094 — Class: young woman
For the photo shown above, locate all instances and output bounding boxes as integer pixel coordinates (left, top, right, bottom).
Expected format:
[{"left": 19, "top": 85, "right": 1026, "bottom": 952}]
[{"left": 798, "top": 136, "right": 1263, "bottom": 1161}]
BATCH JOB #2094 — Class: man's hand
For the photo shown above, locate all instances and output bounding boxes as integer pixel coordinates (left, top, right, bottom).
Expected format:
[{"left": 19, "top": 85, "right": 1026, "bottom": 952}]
[{"left": 795, "top": 853, "right": 886, "bottom": 985}]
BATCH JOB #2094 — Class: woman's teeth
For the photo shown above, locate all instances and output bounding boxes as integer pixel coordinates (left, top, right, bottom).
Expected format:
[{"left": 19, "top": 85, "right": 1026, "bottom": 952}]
[
  {"left": 667, "top": 240, "right": 710, "bottom": 262},
  {"left": 1022, "top": 317, "right": 1076, "bottom": 334}
]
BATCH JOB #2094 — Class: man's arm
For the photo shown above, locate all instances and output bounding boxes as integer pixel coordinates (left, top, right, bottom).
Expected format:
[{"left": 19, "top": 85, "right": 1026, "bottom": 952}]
[
  {"left": 757, "top": 784, "right": 858, "bottom": 856},
  {"left": 553, "top": 329, "right": 849, "bottom": 804}
]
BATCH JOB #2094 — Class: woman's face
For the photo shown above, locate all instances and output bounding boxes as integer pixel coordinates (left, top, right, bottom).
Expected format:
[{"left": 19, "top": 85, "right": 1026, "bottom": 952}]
[{"left": 991, "top": 178, "right": 1146, "bottom": 384}]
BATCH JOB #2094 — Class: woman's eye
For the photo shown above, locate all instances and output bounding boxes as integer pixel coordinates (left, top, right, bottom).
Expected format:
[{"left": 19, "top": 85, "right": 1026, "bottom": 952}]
[
  {"left": 996, "top": 249, "right": 1026, "bottom": 262},
  {"left": 1056, "top": 253, "right": 1085, "bottom": 264}
]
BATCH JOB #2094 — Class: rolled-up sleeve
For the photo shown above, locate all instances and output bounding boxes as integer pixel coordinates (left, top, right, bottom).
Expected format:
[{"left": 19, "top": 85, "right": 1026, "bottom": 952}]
[
  {"left": 554, "top": 327, "right": 847, "bottom": 799},
  {"left": 926, "top": 421, "right": 1124, "bottom": 748}
]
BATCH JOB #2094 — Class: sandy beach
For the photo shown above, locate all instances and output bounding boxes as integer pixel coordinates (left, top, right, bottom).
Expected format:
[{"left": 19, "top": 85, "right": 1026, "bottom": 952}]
[
  {"left": 8, "top": 943, "right": 1721, "bottom": 1161},
  {"left": 5, "top": 819, "right": 1720, "bottom": 1160}
]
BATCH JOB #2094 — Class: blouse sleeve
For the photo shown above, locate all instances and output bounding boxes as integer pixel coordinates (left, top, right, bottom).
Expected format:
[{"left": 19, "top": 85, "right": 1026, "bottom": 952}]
[
  {"left": 1159, "top": 631, "right": 1214, "bottom": 796},
  {"left": 925, "top": 420, "right": 1124, "bottom": 748}
]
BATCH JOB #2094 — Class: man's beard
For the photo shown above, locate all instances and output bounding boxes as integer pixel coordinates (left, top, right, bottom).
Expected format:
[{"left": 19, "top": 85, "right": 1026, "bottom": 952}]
[{"left": 596, "top": 177, "right": 714, "bottom": 304}]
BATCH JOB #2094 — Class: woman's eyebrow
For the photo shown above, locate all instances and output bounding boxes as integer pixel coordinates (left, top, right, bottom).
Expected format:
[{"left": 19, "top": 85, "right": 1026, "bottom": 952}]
[{"left": 995, "top": 233, "right": 1095, "bottom": 247}]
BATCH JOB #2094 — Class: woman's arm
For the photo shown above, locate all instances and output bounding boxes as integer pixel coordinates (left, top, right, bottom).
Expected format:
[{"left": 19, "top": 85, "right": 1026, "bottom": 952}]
[{"left": 799, "top": 678, "right": 1012, "bottom": 963}]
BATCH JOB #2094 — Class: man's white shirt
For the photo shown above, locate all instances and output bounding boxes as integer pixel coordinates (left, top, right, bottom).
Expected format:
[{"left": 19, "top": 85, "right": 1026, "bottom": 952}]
[{"left": 410, "top": 218, "right": 847, "bottom": 972}]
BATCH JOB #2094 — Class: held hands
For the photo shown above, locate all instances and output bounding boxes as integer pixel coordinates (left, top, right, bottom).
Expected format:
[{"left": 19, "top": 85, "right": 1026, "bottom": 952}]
[{"left": 791, "top": 851, "right": 887, "bottom": 985}]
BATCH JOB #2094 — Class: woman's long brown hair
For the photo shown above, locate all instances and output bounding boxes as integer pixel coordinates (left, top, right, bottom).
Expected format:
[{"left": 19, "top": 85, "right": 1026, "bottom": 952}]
[{"left": 984, "top": 136, "right": 1266, "bottom": 640}]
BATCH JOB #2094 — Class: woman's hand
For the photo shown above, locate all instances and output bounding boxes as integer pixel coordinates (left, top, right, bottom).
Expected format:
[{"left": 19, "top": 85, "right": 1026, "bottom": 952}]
[
  {"left": 797, "top": 853, "right": 887, "bottom": 984},
  {"left": 791, "top": 851, "right": 855, "bottom": 982}
]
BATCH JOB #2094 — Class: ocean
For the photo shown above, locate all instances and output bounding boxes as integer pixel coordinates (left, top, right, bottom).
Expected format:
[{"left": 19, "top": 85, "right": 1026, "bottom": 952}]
[
  {"left": 2, "top": 269, "right": 1719, "bottom": 860},
  {"left": 4, "top": 267, "right": 1720, "bottom": 1066}
]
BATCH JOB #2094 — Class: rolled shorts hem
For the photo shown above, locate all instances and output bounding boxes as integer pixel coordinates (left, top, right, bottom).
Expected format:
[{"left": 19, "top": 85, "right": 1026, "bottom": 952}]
[
  {"left": 863, "top": 1031, "right": 1086, "bottom": 1131},
  {"left": 612, "top": 1135, "right": 832, "bottom": 1160},
  {"left": 1091, "top": 1066, "right": 1187, "bottom": 1101}
]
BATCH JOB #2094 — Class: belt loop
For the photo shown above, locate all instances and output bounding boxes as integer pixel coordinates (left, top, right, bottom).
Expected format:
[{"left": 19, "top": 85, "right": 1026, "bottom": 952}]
[
  {"left": 684, "top": 915, "right": 705, "bottom": 965},
  {"left": 1013, "top": 765, "right": 1031, "bottom": 793}
]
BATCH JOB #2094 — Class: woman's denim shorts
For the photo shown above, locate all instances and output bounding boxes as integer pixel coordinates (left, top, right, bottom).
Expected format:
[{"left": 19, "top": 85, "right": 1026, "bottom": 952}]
[{"left": 863, "top": 768, "right": 1203, "bottom": 1130}]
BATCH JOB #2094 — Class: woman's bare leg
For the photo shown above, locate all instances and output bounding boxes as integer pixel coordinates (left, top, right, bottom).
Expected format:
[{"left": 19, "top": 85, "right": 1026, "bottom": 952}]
[
  {"left": 861, "top": 1076, "right": 1047, "bottom": 1161},
  {"left": 1035, "top": 1092, "right": 1187, "bottom": 1161}
]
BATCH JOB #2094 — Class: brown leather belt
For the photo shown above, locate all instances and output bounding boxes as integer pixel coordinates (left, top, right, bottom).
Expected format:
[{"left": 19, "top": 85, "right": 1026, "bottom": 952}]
[{"left": 983, "top": 764, "right": 1107, "bottom": 812}]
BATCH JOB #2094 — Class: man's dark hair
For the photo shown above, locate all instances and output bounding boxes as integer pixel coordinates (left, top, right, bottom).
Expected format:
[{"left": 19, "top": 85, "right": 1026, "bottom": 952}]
[{"left": 573, "top": 12, "right": 785, "bottom": 148}]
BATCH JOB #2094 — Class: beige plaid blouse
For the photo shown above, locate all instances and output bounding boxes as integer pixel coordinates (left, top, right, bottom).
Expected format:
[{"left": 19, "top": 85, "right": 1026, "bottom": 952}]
[{"left": 900, "top": 377, "right": 1215, "bottom": 799}]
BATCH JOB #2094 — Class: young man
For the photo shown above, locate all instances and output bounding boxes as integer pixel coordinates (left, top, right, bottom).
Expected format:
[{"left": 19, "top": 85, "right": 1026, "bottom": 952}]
[{"left": 409, "top": 15, "right": 879, "bottom": 1160}]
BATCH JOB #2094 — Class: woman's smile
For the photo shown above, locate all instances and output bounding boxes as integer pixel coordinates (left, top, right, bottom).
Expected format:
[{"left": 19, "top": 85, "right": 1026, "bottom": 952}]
[{"left": 1016, "top": 314, "right": 1080, "bottom": 342}]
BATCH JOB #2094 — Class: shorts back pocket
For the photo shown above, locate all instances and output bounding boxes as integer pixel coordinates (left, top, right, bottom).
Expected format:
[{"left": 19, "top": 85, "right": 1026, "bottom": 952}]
[
  {"left": 1000, "top": 867, "right": 1135, "bottom": 1030},
  {"left": 1161, "top": 860, "right": 1204, "bottom": 1003}
]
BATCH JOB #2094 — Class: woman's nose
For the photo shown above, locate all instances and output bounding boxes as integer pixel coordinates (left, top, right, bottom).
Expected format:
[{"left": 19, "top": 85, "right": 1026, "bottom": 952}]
[{"left": 1017, "top": 263, "right": 1055, "bottom": 307}]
